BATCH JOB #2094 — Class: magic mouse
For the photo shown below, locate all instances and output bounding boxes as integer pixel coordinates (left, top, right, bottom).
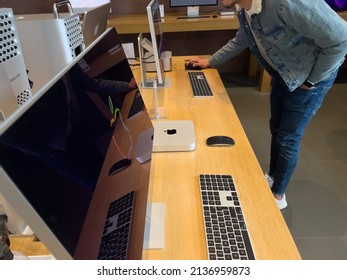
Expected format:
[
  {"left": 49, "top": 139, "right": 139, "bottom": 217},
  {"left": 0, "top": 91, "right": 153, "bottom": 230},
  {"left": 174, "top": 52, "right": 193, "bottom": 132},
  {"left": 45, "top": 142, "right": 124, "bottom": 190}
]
[
  {"left": 108, "top": 158, "right": 131, "bottom": 176},
  {"left": 185, "top": 62, "right": 202, "bottom": 71},
  {"left": 206, "top": 135, "right": 235, "bottom": 146}
]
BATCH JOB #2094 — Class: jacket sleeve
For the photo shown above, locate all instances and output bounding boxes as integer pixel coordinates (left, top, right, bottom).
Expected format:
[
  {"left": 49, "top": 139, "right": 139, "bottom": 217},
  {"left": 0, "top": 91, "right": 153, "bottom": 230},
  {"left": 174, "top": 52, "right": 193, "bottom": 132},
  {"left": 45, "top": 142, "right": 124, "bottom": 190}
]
[
  {"left": 85, "top": 78, "right": 131, "bottom": 95},
  {"left": 209, "top": 24, "right": 249, "bottom": 68}
]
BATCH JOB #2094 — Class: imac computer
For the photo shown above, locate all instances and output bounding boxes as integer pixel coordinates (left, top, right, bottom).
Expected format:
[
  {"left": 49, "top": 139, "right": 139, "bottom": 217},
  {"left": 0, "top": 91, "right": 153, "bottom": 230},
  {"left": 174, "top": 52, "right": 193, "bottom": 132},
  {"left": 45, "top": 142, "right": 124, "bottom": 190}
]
[
  {"left": 169, "top": 0, "right": 218, "bottom": 18},
  {"left": 0, "top": 27, "right": 155, "bottom": 260},
  {"left": 69, "top": 0, "right": 110, "bottom": 8},
  {"left": 138, "top": 0, "right": 172, "bottom": 89}
]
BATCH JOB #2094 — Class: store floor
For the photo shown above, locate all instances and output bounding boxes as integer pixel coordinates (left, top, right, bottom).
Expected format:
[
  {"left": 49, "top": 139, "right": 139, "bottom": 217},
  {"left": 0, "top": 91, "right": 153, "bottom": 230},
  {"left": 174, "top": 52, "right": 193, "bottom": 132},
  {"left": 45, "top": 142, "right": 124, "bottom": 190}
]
[{"left": 221, "top": 71, "right": 347, "bottom": 260}]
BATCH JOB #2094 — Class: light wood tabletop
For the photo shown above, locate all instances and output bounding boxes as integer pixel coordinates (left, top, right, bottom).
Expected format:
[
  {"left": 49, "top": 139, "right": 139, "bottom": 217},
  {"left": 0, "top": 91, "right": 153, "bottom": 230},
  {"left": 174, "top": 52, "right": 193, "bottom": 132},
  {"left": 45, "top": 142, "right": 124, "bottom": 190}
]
[
  {"left": 9, "top": 235, "right": 51, "bottom": 257},
  {"left": 132, "top": 56, "right": 301, "bottom": 260}
]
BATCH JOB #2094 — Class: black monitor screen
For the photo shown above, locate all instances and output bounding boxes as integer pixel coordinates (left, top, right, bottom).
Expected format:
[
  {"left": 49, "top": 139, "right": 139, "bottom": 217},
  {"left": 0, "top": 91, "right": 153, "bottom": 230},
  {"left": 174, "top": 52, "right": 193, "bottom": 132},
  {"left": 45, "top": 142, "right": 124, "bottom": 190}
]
[{"left": 0, "top": 28, "right": 146, "bottom": 258}]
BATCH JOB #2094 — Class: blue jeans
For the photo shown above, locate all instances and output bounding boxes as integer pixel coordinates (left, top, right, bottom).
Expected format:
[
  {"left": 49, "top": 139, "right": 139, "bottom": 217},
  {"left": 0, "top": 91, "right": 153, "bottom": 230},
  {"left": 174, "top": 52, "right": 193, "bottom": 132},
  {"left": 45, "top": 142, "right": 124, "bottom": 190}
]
[{"left": 269, "top": 70, "right": 338, "bottom": 196}]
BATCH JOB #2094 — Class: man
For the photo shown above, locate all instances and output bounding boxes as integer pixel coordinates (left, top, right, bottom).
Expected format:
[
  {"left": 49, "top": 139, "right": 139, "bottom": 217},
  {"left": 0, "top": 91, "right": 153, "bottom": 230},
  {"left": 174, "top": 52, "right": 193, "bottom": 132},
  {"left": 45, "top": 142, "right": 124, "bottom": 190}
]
[
  {"left": 0, "top": 214, "right": 13, "bottom": 260},
  {"left": 187, "top": 0, "right": 347, "bottom": 209}
]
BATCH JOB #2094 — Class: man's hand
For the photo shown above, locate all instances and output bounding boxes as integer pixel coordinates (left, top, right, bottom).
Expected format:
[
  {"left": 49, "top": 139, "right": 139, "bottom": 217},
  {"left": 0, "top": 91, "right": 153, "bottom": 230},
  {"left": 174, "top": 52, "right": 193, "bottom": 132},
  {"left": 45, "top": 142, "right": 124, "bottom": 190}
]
[
  {"left": 185, "top": 57, "right": 211, "bottom": 69},
  {"left": 299, "top": 83, "right": 314, "bottom": 90}
]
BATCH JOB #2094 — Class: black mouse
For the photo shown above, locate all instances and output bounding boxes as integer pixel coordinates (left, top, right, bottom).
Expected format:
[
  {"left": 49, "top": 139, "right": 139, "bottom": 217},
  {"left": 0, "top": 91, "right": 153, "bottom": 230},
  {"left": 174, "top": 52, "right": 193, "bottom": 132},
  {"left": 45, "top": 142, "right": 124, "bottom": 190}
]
[
  {"left": 185, "top": 62, "right": 202, "bottom": 71},
  {"left": 108, "top": 158, "right": 131, "bottom": 176},
  {"left": 206, "top": 135, "right": 235, "bottom": 146}
]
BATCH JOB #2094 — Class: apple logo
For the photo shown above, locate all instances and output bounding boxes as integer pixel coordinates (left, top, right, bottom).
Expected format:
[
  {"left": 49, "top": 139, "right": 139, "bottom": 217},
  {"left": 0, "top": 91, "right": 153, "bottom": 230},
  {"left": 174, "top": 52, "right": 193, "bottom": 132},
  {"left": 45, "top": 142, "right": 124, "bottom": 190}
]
[
  {"left": 165, "top": 129, "right": 177, "bottom": 135},
  {"left": 93, "top": 22, "right": 100, "bottom": 36}
]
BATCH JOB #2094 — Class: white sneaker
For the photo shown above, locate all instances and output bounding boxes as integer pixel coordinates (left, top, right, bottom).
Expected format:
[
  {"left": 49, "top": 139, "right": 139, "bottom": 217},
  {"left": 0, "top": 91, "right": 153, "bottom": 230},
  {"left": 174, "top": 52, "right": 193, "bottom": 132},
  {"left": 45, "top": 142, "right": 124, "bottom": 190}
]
[
  {"left": 274, "top": 193, "right": 288, "bottom": 210},
  {"left": 264, "top": 173, "right": 274, "bottom": 188},
  {"left": 265, "top": 173, "right": 288, "bottom": 209}
]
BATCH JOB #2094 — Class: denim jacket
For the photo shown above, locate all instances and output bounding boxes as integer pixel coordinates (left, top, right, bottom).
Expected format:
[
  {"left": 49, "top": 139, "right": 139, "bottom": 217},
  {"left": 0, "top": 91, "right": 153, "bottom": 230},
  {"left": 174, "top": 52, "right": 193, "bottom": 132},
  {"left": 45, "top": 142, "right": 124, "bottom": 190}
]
[{"left": 209, "top": 0, "right": 347, "bottom": 91}]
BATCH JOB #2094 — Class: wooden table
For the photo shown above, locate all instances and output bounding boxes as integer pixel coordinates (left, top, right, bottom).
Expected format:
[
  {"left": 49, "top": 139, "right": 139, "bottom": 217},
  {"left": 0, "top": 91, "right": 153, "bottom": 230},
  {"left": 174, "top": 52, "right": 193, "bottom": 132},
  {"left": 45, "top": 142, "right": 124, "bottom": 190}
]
[
  {"left": 9, "top": 235, "right": 51, "bottom": 257},
  {"left": 132, "top": 56, "right": 301, "bottom": 260},
  {"left": 108, "top": 13, "right": 239, "bottom": 34}
]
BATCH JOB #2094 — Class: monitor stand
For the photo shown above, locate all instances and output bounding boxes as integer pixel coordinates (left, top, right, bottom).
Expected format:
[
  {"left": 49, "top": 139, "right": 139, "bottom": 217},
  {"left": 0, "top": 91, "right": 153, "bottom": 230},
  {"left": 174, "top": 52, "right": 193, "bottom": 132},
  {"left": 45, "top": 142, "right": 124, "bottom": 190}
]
[
  {"left": 143, "top": 202, "right": 165, "bottom": 250},
  {"left": 138, "top": 53, "right": 172, "bottom": 89},
  {"left": 137, "top": 33, "right": 172, "bottom": 89},
  {"left": 148, "top": 80, "right": 166, "bottom": 120},
  {"left": 138, "top": 77, "right": 172, "bottom": 89},
  {"left": 177, "top": 6, "right": 211, "bottom": 19}
]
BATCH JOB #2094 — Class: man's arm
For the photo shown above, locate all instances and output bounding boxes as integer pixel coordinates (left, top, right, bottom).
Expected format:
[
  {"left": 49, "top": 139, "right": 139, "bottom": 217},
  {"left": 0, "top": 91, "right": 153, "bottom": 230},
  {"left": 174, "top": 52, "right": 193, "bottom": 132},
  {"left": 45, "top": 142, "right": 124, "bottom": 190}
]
[
  {"left": 208, "top": 26, "right": 249, "bottom": 68},
  {"left": 186, "top": 20, "right": 249, "bottom": 69}
]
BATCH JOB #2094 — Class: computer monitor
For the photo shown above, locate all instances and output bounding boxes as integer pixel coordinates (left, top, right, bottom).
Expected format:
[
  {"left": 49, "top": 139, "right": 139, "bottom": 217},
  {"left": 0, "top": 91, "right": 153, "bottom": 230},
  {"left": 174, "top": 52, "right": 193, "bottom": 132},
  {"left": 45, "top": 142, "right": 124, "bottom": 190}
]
[
  {"left": 0, "top": 27, "right": 154, "bottom": 260},
  {"left": 169, "top": 0, "right": 218, "bottom": 18},
  {"left": 69, "top": 0, "right": 110, "bottom": 8},
  {"left": 138, "top": 0, "right": 172, "bottom": 88},
  {"left": 325, "top": 0, "right": 347, "bottom": 11}
]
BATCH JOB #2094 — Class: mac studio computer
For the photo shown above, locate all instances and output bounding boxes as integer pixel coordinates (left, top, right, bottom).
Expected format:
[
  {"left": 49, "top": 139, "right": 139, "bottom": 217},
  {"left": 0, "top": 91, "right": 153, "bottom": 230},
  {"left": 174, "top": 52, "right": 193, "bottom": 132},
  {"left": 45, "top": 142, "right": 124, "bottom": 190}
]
[
  {"left": 14, "top": 1, "right": 85, "bottom": 94},
  {"left": 169, "top": 0, "right": 218, "bottom": 18},
  {"left": 0, "top": 27, "right": 163, "bottom": 260},
  {"left": 138, "top": 0, "right": 172, "bottom": 89}
]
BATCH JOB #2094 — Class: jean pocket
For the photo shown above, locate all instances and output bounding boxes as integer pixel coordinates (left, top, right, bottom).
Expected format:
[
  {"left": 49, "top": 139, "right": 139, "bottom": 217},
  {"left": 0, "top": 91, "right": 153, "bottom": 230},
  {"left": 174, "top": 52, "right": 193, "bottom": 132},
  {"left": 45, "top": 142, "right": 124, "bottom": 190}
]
[{"left": 316, "top": 69, "right": 339, "bottom": 89}]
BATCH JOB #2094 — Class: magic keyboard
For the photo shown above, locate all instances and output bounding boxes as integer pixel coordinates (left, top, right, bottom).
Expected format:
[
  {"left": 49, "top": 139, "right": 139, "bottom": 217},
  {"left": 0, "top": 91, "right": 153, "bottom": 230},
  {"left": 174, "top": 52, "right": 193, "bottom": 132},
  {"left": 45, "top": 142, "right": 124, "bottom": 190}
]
[
  {"left": 198, "top": 174, "right": 255, "bottom": 260},
  {"left": 97, "top": 191, "right": 135, "bottom": 260},
  {"left": 188, "top": 71, "right": 213, "bottom": 97}
]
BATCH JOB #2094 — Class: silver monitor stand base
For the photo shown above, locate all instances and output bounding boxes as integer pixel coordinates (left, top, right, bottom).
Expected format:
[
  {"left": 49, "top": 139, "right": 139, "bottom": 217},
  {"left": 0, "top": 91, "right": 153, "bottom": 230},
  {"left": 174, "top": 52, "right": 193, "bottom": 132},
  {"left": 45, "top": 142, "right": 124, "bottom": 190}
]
[{"left": 143, "top": 202, "right": 165, "bottom": 250}]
